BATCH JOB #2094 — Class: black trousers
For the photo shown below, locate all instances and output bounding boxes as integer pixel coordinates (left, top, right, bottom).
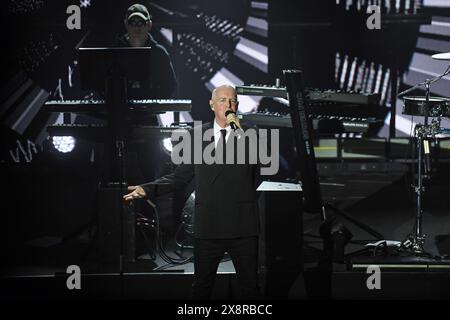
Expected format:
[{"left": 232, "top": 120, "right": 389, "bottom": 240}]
[{"left": 192, "top": 236, "right": 260, "bottom": 300}]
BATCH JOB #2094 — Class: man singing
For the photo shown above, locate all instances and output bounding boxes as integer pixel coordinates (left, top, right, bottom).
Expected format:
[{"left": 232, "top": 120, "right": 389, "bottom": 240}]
[{"left": 124, "top": 85, "right": 261, "bottom": 299}]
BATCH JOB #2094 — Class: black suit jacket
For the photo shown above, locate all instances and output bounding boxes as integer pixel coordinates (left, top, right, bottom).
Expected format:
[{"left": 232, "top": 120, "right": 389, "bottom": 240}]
[{"left": 142, "top": 122, "right": 260, "bottom": 239}]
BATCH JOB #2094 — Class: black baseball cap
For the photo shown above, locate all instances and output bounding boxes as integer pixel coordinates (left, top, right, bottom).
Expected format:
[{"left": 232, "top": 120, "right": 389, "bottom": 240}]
[{"left": 126, "top": 3, "right": 151, "bottom": 22}]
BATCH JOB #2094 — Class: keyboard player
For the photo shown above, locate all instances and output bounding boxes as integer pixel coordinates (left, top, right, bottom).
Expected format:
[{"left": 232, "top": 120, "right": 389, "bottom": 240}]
[
  {"left": 50, "top": 4, "right": 179, "bottom": 183},
  {"left": 115, "top": 4, "right": 178, "bottom": 183},
  {"left": 117, "top": 3, "right": 177, "bottom": 100}
]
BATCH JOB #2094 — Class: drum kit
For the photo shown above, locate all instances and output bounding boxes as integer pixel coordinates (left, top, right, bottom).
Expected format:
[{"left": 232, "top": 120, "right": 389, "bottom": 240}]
[{"left": 397, "top": 52, "right": 450, "bottom": 255}]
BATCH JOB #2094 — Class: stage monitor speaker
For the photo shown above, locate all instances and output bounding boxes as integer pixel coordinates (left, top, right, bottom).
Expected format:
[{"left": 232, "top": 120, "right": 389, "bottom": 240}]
[
  {"left": 97, "top": 183, "right": 136, "bottom": 271},
  {"left": 257, "top": 181, "right": 303, "bottom": 299}
]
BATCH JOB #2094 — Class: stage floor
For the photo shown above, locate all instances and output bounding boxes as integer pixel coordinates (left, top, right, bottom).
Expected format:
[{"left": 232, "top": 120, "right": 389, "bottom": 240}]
[{"left": 2, "top": 164, "right": 450, "bottom": 300}]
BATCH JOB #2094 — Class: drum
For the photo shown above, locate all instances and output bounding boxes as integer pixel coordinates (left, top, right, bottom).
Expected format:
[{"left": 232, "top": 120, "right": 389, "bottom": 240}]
[
  {"left": 402, "top": 96, "right": 450, "bottom": 118},
  {"left": 181, "top": 192, "right": 195, "bottom": 235}
]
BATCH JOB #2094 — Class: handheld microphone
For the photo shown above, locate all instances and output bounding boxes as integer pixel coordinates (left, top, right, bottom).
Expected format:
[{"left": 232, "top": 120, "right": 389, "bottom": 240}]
[{"left": 225, "top": 109, "right": 240, "bottom": 130}]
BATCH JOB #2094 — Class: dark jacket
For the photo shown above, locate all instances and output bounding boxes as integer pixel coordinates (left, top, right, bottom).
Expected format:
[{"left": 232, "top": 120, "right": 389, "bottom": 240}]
[
  {"left": 117, "top": 33, "right": 177, "bottom": 99},
  {"left": 142, "top": 122, "right": 260, "bottom": 239}
]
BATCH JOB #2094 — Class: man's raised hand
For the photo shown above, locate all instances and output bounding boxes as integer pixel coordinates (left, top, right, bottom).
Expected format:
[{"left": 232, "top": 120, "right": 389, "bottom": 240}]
[{"left": 123, "top": 185, "right": 146, "bottom": 202}]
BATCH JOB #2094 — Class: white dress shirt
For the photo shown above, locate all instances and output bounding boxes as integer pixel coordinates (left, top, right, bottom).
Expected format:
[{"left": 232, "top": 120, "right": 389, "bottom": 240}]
[{"left": 213, "top": 120, "right": 231, "bottom": 149}]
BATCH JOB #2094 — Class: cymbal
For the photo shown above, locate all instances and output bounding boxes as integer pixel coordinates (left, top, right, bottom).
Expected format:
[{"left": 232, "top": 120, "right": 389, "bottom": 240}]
[{"left": 431, "top": 52, "right": 450, "bottom": 60}]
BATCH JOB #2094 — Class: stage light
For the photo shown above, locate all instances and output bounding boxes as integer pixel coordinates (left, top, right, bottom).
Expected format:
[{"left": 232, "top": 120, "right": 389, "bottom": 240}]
[
  {"left": 162, "top": 138, "right": 173, "bottom": 153},
  {"left": 52, "top": 136, "right": 75, "bottom": 153}
]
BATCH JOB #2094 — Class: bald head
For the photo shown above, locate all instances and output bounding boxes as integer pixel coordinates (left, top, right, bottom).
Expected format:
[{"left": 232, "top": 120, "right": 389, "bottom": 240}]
[
  {"left": 211, "top": 85, "right": 237, "bottom": 100},
  {"left": 209, "top": 85, "right": 239, "bottom": 128}
]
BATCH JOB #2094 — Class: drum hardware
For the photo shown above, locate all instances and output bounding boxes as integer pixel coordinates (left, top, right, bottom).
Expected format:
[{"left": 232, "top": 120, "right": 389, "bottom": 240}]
[
  {"left": 400, "top": 121, "right": 440, "bottom": 254},
  {"left": 175, "top": 191, "right": 195, "bottom": 251},
  {"left": 402, "top": 96, "right": 450, "bottom": 118},
  {"left": 397, "top": 61, "right": 450, "bottom": 256}
]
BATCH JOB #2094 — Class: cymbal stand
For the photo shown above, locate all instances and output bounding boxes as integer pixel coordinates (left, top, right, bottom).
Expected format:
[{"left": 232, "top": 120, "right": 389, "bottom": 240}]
[
  {"left": 401, "top": 118, "right": 442, "bottom": 255},
  {"left": 398, "top": 64, "right": 450, "bottom": 255}
]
